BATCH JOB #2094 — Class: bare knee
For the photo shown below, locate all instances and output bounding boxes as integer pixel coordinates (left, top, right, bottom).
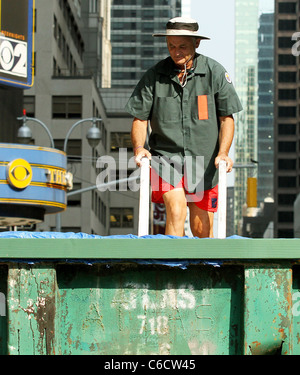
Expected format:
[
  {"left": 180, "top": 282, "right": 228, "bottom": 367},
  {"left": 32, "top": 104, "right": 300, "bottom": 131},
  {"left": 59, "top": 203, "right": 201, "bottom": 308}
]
[
  {"left": 189, "top": 204, "right": 214, "bottom": 238},
  {"left": 163, "top": 189, "right": 187, "bottom": 236},
  {"left": 167, "top": 202, "right": 186, "bottom": 222}
]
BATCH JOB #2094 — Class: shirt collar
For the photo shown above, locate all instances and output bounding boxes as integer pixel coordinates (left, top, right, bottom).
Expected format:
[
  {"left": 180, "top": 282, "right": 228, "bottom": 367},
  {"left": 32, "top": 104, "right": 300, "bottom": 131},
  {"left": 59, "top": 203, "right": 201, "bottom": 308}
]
[
  {"left": 193, "top": 53, "right": 206, "bottom": 75},
  {"left": 157, "top": 53, "right": 206, "bottom": 77}
]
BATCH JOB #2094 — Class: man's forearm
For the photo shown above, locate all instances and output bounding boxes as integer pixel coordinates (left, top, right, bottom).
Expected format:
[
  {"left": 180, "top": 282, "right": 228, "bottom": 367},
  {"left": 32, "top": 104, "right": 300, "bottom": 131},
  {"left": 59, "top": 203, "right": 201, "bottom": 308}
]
[
  {"left": 214, "top": 115, "right": 234, "bottom": 172},
  {"left": 218, "top": 115, "right": 234, "bottom": 156},
  {"left": 131, "top": 117, "right": 148, "bottom": 152},
  {"left": 131, "top": 118, "right": 152, "bottom": 166}
]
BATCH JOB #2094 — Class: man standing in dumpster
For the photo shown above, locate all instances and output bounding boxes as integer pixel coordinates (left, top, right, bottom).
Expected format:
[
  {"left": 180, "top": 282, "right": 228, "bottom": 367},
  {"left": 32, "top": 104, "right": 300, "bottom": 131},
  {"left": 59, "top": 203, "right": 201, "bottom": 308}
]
[{"left": 125, "top": 17, "right": 243, "bottom": 238}]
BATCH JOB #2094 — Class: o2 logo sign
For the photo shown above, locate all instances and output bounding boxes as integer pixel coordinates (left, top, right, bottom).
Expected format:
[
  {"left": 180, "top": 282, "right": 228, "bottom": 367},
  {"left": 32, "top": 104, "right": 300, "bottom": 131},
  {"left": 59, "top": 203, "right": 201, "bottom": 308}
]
[{"left": 0, "top": 36, "right": 27, "bottom": 78}]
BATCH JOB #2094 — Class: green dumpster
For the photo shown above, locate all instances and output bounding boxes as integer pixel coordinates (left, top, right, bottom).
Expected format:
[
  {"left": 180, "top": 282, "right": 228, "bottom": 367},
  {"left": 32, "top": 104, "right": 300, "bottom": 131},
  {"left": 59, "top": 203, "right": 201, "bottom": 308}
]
[{"left": 0, "top": 234, "right": 299, "bottom": 355}]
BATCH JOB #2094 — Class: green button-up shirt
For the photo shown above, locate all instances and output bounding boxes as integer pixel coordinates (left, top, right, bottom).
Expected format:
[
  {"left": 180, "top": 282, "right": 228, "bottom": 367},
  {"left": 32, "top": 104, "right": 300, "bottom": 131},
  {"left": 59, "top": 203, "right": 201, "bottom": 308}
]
[{"left": 125, "top": 53, "right": 243, "bottom": 191}]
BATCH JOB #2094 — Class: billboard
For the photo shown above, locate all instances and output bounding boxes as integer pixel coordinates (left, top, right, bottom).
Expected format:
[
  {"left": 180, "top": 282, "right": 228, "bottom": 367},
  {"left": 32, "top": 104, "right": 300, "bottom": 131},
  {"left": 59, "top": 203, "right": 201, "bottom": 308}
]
[{"left": 0, "top": 0, "right": 34, "bottom": 89}]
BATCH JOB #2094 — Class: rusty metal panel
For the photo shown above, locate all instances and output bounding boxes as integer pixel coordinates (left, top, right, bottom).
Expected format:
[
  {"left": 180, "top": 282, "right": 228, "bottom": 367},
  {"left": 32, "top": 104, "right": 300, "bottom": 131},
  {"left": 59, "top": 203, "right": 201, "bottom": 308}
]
[
  {"left": 7, "top": 264, "right": 59, "bottom": 355},
  {"left": 5, "top": 263, "right": 244, "bottom": 355},
  {"left": 244, "top": 266, "right": 293, "bottom": 355},
  {"left": 0, "top": 265, "right": 7, "bottom": 355},
  {"left": 56, "top": 264, "right": 244, "bottom": 355},
  {"left": 292, "top": 266, "right": 300, "bottom": 354}
]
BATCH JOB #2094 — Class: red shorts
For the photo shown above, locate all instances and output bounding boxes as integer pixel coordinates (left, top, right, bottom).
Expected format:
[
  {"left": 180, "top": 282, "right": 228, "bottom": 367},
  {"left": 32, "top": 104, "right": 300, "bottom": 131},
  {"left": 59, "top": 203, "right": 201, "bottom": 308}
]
[{"left": 150, "top": 169, "right": 218, "bottom": 213}]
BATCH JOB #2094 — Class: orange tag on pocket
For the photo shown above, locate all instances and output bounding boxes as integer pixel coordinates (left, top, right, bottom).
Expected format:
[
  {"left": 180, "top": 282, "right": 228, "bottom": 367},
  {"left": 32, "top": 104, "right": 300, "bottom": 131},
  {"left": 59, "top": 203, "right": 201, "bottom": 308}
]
[{"left": 198, "top": 95, "right": 209, "bottom": 120}]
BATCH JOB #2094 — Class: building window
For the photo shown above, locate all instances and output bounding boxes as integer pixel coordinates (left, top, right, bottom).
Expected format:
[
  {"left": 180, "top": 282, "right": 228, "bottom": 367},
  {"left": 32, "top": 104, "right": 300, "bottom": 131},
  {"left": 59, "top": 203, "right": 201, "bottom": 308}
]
[
  {"left": 278, "top": 176, "right": 297, "bottom": 188},
  {"left": 278, "top": 37, "right": 294, "bottom": 49},
  {"left": 278, "top": 211, "right": 294, "bottom": 223},
  {"left": 142, "top": 0, "right": 154, "bottom": 6},
  {"left": 61, "top": 227, "right": 81, "bottom": 233},
  {"left": 89, "top": 0, "right": 98, "bottom": 13},
  {"left": 278, "top": 2, "right": 296, "bottom": 13},
  {"left": 278, "top": 54, "right": 296, "bottom": 65},
  {"left": 278, "top": 106, "right": 297, "bottom": 118},
  {"left": 278, "top": 229, "right": 294, "bottom": 238},
  {"left": 278, "top": 141, "right": 296, "bottom": 152},
  {"left": 67, "top": 182, "right": 82, "bottom": 207},
  {"left": 92, "top": 191, "right": 107, "bottom": 226},
  {"left": 278, "top": 89, "right": 297, "bottom": 100},
  {"left": 278, "top": 159, "right": 297, "bottom": 170},
  {"left": 278, "top": 194, "right": 296, "bottom": 205},
  {"left": 278, "top": 19, "right": 297, "bottom": 30},
  {"left": 54, "top": 139, "right": 82, "bottom": 162},
  {"left": 278, "top": 123, "right": 296, "bottom": 135},
  {"left": 52, "top": 96, "right": 82, "bottom": 119},
  {"left": 23, "top": 96, "right": 35, "bottom": 117},
  {"left": 110, "top": 132, "right": 133, "bottom": 152},
  {"left": 278, "top": 71, "right": 297, "bottom": 82},
  {"left": 110, "top": 208, "right": 134, "bottom": 228}
]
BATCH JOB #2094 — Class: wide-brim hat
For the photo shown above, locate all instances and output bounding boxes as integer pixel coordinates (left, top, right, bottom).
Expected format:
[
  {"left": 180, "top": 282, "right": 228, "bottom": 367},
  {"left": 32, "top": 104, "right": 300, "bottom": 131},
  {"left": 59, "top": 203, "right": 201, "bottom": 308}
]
[{"left": 152, "top": 17, "right": 210, "bottom": 40}]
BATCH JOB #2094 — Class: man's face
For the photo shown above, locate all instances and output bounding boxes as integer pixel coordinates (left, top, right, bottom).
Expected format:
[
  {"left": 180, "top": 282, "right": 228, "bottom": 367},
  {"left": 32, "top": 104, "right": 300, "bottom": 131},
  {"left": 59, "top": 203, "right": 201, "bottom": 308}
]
[{"left": 167, "top": 36, "right": 200, "bottom": 67}]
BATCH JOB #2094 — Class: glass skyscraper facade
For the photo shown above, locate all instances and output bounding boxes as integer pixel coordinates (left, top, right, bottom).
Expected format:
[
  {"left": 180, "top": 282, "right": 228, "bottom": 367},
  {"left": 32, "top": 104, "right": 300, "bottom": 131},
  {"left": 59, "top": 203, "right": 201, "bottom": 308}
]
[
  {"left": 274, "top": 0, "right": 300, "bottom": 238},
  {"left": 234, "top": 0, "right": 259, "bottom": 233},
  {"left": 257, "top": 12, "right": 274, "bottom": 205},
  {"left": 110, "top": 0, "right": 181, "bottom": 88}
]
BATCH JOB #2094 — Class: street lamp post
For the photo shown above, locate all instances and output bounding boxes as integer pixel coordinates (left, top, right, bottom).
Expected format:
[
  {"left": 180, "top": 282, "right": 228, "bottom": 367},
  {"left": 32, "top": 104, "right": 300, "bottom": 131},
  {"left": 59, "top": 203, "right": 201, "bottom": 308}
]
[
  {"left": 17, "top": 113, "right": 102, "bottom": 232},
  {"left": 17, "top": 111, "right": 55, "bottom": 148},
  {"left": 56, "top": 117, "right": 102, "bottom": 232},
  {"left": 63, "top": 117, "right": 101, "bottom": 152}
]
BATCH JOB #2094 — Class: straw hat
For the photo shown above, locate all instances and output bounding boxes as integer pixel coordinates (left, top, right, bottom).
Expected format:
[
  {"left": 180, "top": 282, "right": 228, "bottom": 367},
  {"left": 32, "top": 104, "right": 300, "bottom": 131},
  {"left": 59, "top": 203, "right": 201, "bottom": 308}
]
[{"left": 153, "top": 17, "right": 210, "bottom": 40}]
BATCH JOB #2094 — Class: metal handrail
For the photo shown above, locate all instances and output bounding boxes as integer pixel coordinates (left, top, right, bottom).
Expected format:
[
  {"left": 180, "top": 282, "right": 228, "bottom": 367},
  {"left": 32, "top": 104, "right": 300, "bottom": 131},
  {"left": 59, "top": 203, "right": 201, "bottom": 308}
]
[
  {"left": 217, "top": 160, "right": 227, "bottom": 239},
  {"left": 138, "top": 157, "right": 150, "bottom": 236}
]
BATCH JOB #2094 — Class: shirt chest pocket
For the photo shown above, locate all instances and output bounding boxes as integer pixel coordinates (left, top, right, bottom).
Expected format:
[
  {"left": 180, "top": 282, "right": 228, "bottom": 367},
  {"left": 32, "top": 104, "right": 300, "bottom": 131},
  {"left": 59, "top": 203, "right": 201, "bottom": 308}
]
[
  {"left": 193, "top": 94, "right": 215, "bottom": 121},
  {"left": 198, "top": 95, "right": 209, "bottom": 120},
  {"left": 155, "top": 97, "right": 181, "bottom": 123}
]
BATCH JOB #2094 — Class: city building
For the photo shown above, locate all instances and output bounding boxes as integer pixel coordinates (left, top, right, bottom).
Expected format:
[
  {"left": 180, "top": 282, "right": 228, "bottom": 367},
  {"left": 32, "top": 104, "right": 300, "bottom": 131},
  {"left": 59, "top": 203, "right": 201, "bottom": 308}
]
[
  {"left": 0, "top": 86, "right": 23, "bottom": 143},
  {"left": 17, "top": 0, "right": 184, "bottom": 236},
  {"left": 103, "top": 0, "right": 182, "bottom": 235},
  {"left": 81, "top": 0, "right": 112, "bottom": 88},
  {"left": 239, "top": 11, "right": 276, "bottom": 239},
  {"left": 234, "top": 0, "right": 259, "bottom": 234},
  {"left": 274, "top": 0, "right": 299, "bottom": 238},
  {"left": 257, "top": 12, "right": 274, "bottom": 206},
  {"left": 226, "top": 186, "right": 235, "bottom": 237},
  {"left": 22, "top": 0, "right": 111, "bottom": 234},
  {"left": 110, "top": 0, "right": 181, "bottom": 89}
]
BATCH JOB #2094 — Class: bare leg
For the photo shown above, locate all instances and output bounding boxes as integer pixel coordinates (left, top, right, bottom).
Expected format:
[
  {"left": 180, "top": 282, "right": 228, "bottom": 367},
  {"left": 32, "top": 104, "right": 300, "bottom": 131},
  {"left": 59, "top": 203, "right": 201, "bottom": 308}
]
[
  {"left": 163, "top": 188, "right": 187, "bottom": 236},
  {"left": 188, "top": 202, "right": 214, "bottom": 238}
]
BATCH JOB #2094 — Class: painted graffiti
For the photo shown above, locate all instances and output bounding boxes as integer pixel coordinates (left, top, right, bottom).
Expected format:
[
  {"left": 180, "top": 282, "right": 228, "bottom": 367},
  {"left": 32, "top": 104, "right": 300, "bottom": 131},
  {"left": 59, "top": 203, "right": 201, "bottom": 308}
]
[
  {"left": 110, "top": 282, "right": 196, "bottom": 312},
  {"left": 111, "top": 283, "right": 198, "bottom": 336}
]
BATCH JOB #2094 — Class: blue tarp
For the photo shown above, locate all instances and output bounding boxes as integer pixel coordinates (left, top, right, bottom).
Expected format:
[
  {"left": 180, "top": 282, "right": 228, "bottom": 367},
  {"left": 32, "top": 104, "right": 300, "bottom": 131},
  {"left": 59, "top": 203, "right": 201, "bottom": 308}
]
[
  {"left": 0, "top": 231, "right": 246, "bottom": 240},
  {"left": 0, "top": 231, "right": 248, "bottom": 268}
]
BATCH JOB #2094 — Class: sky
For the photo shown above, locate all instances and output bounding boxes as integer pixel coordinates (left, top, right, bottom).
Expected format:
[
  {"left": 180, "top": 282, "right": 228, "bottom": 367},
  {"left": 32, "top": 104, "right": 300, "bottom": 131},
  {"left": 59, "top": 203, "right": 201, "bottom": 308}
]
[
  {"left": 190, "top": 0, "right": 236, "bottom": 79},
  {"left": 189, "top": 0, "right": 275, "bottom": 81}
]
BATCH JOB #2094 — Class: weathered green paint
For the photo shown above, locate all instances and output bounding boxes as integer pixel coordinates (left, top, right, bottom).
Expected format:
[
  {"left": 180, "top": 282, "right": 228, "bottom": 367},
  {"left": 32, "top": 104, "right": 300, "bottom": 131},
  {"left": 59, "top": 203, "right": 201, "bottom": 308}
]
[
  {"left": 0, "top": 238, "right": 300, "bottom": 259},
  {"left": 291, "top": 266, "right": 300, "bottom": 354},
  {"left": 0, "top": 238, "right": 300, "bottom": 354},
  {"left": 7, "top": 265, "right": 59, "bottom": 355},
  {"left": 0, "top": 265, "right": 7, "bottom": 355},
  {"left": 57, "top": 264, "right": 244, "bottom": 355},
  {"left": 244, "top": 266, "right": 293, "bottom": 355}
]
